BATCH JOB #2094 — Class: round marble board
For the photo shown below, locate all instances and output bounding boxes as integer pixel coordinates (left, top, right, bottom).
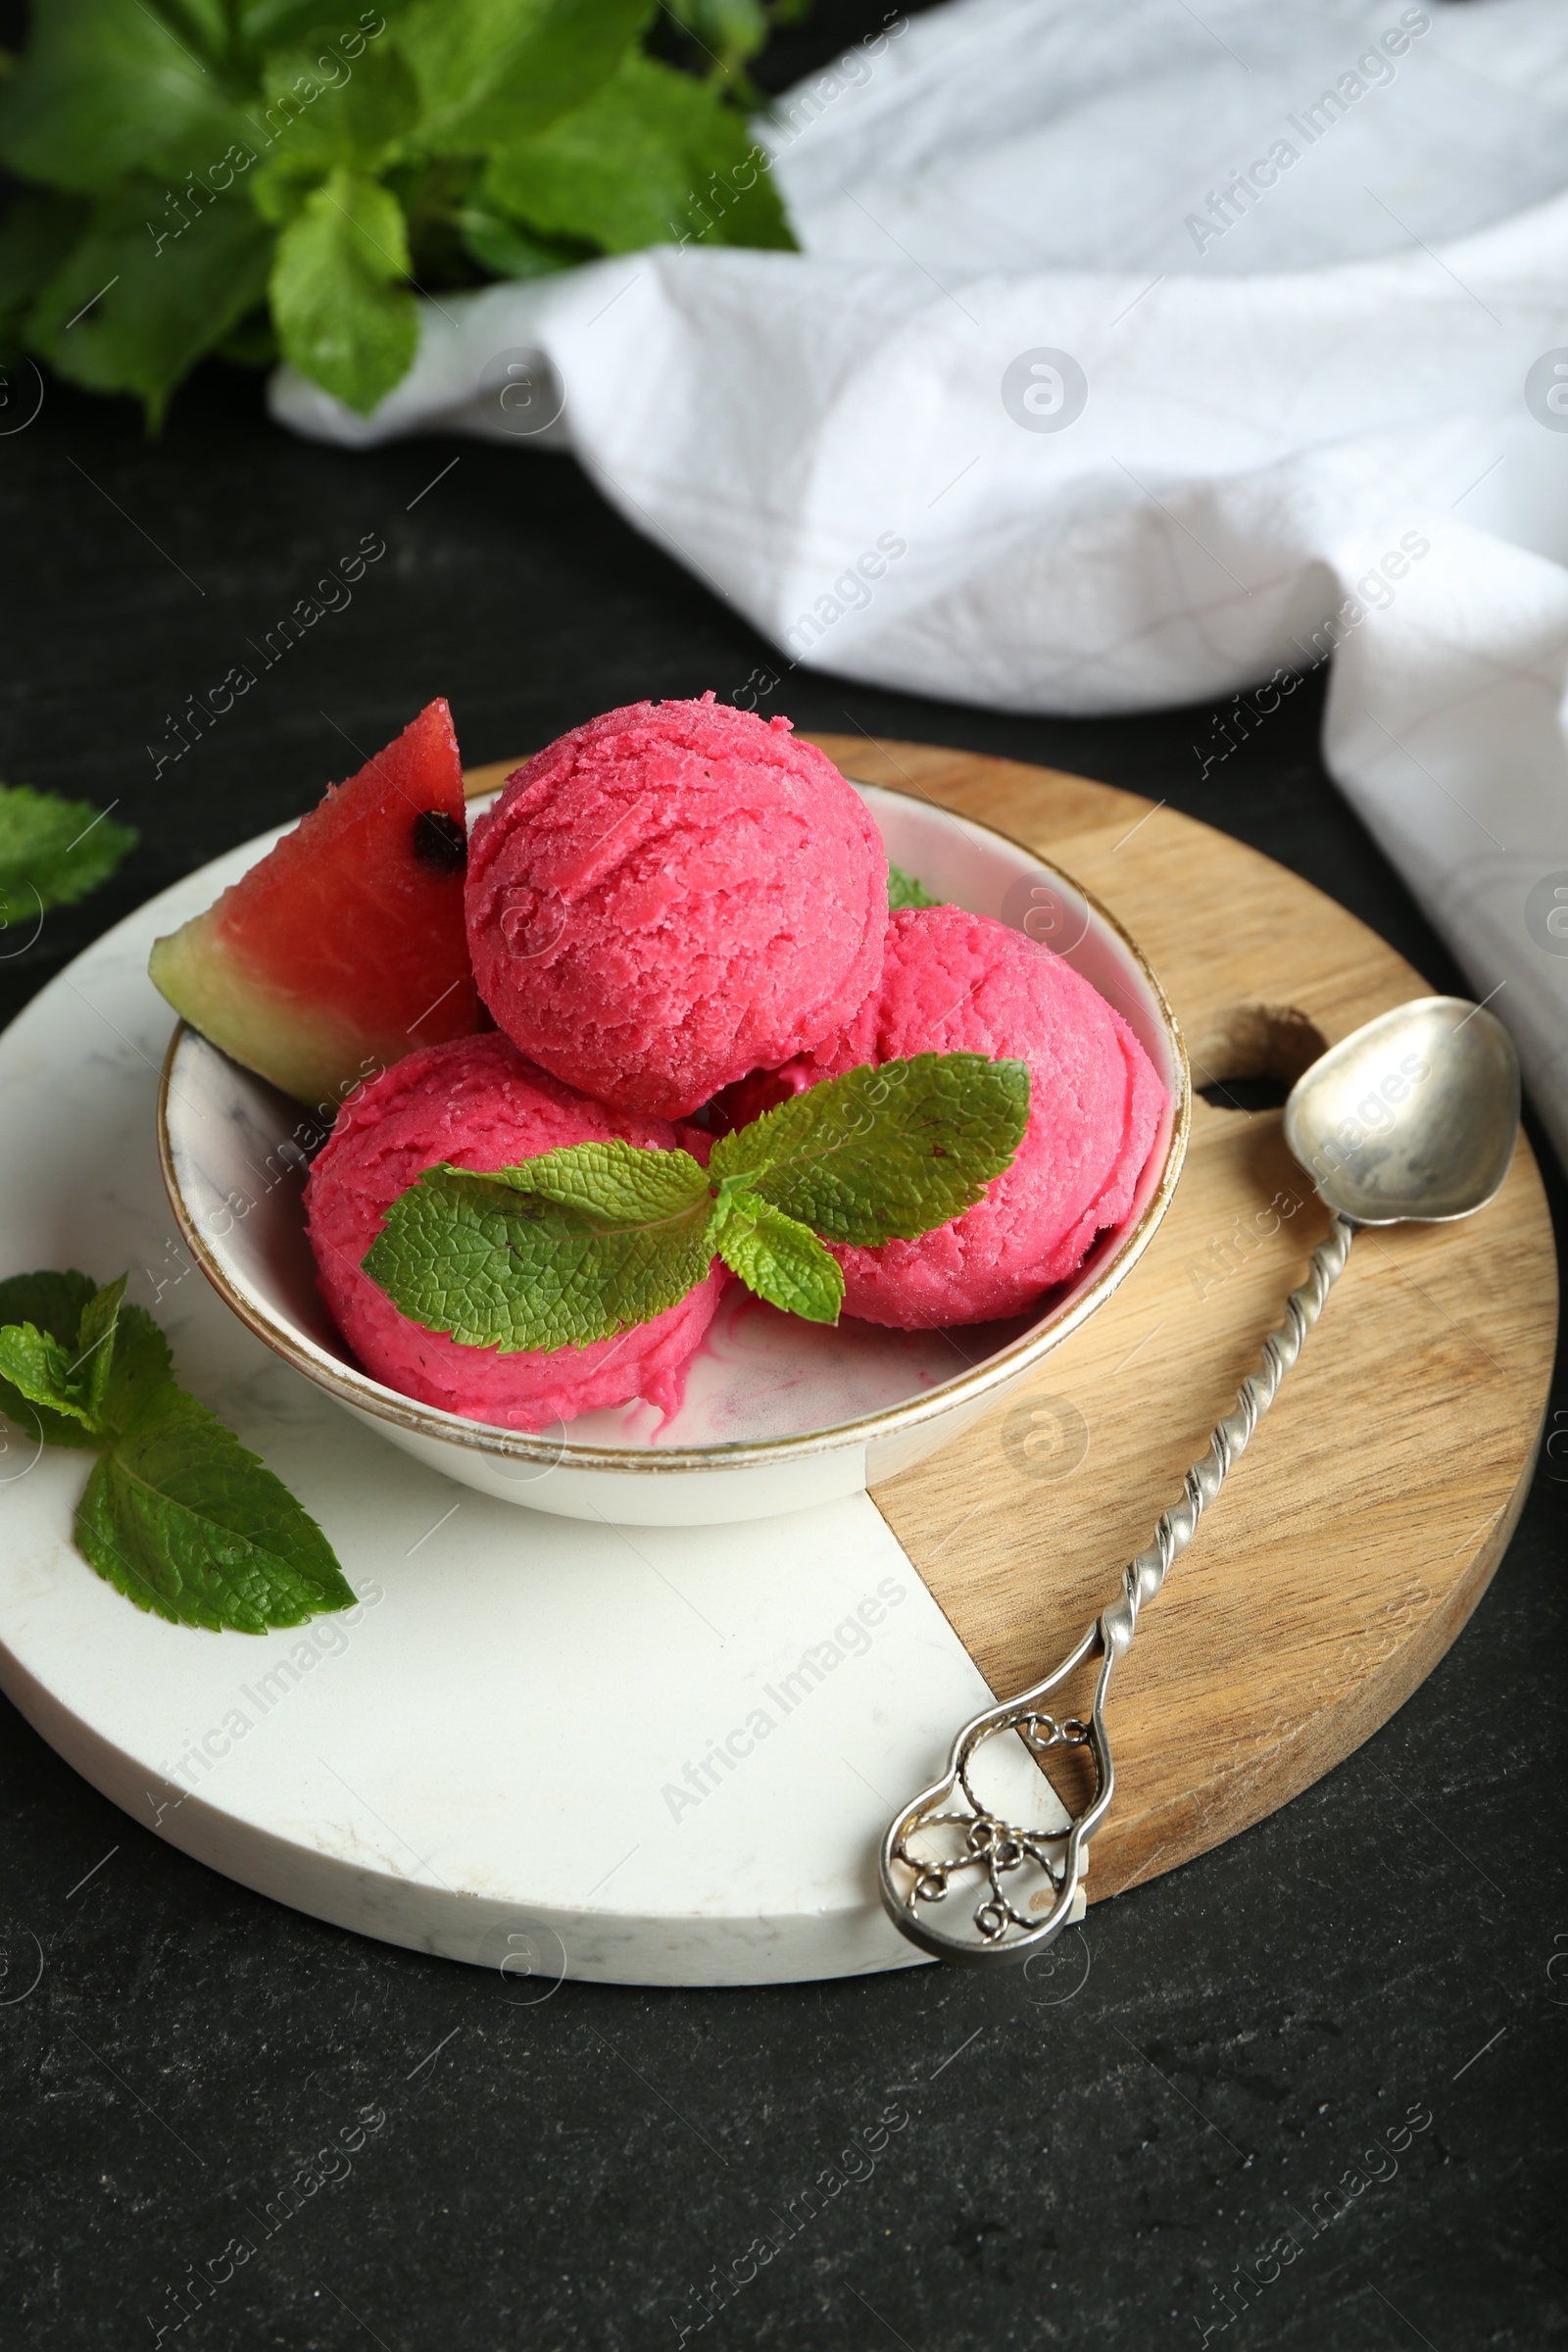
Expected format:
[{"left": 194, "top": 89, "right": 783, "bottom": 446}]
[{"left": 0, "top": 741, "right": 1553, "bottom": 1986}]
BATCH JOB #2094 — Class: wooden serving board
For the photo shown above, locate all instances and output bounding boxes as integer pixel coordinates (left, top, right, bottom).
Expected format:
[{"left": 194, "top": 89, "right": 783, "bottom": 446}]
[{"left": 792, "top": 735, "right": 1555, "bottom": 1910}]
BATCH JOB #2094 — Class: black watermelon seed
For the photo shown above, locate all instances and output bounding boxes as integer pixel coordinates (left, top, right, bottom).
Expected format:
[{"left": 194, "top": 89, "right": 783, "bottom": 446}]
[{"left": 413, "top": 808, "right": 466, "bottom": 872}]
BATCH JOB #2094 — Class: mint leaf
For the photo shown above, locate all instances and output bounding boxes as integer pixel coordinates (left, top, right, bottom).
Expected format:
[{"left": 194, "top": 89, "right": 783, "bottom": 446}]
[
  {"left": 270, "top": 167, "right": 417, "bottom": 413},
  {"left": 0, "top": 1270, "right": 99, "bottom": 1447},
  {"left": 28, "top": 181, "right": 273, "bottom": 425},
  {"left": 712, "top": 1190, "right": 843, "bottom": 1325},
  {"left": 0, "top": 1321, "right": 99, "bottom": 1435},
  {"left": 484, "top": 49, "right": 792, "bottom": 255},
  {"left": 887, "top": 861, "right": 939, "bottom": 912},
  {"left": 72, "top": 1275, "right": 176, "bottom": 1438},
  {"left": 0, "top": 0, "right": 244, "bottom": 195},
  {"left": 169, "top": 0, "right": 232, "bottom": 49},
  {"left": 239, "top": 0, "right": 418, "bottom": 40},
  {"left": 74, "top": 1274, "right": 130, "bottom": 1428},
  {"left": 664, "top": 0, "right": 775, "bottom": 90},
  {"left": 365, "top": 1143, "right": 715, "bottom": 1351},
  {"left": 97, "top": 1303, "right": 177, "bottom": 1436},
  {"left": 75, "top": 1386, "right": 355, "bottom": 1634},
  {"left": 710, "top": 1053, "right": 1032, "bottom": 1247},
  {"left": 394, "top": 0, "right": 653, "bottom": 155},
  {"left": 456, "top": 206, "right": 587, "bottom": 280},
  {"left": 485, "top": 1137, "right": 707, "bottom": 1221},
  {"left": 2, "top": 1262, "right": 352, "bottom": 1634},
  {"left": 253, "top": 42, "right": 418, "bottom": 179},
  {"left": 0, "top": 784, "right": 138, "bottom": 925}
]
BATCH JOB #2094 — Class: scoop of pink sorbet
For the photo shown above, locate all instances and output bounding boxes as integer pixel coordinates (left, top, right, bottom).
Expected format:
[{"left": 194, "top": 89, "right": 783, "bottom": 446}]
[
  {"left": 465, "top": 694, "right": 888, "bottom": 1120},
  {"left": 305, "top": 1033, "right": 722, "bottom": 1432},
  {"left": 717, "top": 906, "right": 1167, "bottom": 1327}
]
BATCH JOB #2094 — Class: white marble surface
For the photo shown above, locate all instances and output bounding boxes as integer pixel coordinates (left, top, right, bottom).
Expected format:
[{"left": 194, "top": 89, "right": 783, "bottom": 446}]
[{"left": 0, "top": 863, "right": 1075, "bottom": 1984}]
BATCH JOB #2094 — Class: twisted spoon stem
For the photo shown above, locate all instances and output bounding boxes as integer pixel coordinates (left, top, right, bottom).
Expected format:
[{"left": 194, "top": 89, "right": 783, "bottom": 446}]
[
  {"left": 1102, "top": 1209, "right": 1354, "bottom": 1664},
  {"left": 881, "top": 1211, "right": 1355, "bottom": 1965}
]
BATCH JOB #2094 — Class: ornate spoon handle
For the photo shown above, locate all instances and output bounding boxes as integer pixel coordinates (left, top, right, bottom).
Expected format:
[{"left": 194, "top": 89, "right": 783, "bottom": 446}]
[{"left": 879, "top": 1211, "right": 1355, "bottom": 1966}]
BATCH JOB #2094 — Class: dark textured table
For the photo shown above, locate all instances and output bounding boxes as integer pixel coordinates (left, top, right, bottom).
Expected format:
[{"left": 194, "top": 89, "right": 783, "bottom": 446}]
[{"left": 2, "top": 354, "right": 1565, "bottom": 2351}]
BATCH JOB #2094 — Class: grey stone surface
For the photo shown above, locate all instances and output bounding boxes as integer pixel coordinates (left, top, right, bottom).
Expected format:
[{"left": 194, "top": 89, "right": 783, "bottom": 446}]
[{"left": 0, "top": 354, "right": 1563, "bottom": 2352}]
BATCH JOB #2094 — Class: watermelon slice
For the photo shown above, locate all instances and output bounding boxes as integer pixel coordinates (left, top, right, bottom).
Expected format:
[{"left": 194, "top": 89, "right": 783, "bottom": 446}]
[{"left": 149, "top": 701, "right": 479, "bottom": 1110}]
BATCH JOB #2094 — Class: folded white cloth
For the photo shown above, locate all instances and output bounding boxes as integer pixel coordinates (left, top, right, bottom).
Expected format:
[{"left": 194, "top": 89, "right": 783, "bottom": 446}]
[{"left": 274, "top": 0, "right": 1568, "bottom": 1163}]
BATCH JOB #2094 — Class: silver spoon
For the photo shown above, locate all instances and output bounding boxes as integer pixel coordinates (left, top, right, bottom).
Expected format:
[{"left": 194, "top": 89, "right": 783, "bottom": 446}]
[{"left": 879, "top": 995, "right": 1521, "bottom": 1967}]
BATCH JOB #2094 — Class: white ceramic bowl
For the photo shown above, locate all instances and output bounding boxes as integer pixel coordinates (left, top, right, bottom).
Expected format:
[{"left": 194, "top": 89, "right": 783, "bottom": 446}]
[{"left": 159, "top": 781, "right": 1189, "bottom": 1525}]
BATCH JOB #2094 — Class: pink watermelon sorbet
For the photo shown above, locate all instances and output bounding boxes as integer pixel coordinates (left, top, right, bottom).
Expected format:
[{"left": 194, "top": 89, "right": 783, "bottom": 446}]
[
  {"left": 305, "top": 1033, "right": 722, "bottom": 1431},
  {"left": 717, "top": 906, "right": 1166, "bottom": 1328},
  {"left": 465, "top": 693, "right": 888, "bottom": 1119}
]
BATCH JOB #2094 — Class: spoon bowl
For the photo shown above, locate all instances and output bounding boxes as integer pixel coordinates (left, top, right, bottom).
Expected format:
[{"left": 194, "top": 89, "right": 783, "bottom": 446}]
[{"left": 1283, "top": 996, "right": 1520, "bottom": 1226}]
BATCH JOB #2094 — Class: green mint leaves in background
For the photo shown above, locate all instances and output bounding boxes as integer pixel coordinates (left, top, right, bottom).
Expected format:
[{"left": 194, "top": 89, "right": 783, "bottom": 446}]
[
  {"left": 0, "top": 0, "right": 799, "bottom": 427},
  {"left": 0, "top": 784, "right": 138, "bottom": 931},
  {"left": 886, "top": 861, "right": 940, "bottom": 912},
  {"left": 366, "top": 1052, "right": 1032, "bottom": 1348},
  {"left": 0, "top": 1268, "right": 355, "bottom": 1635},
  {"left": 268, "top": 167, "right": 418, "bottom": 417}
]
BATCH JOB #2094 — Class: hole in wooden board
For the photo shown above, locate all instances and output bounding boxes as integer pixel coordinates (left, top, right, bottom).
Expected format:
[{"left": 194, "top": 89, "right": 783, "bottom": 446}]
[
  {"left": 1199, "top": 1074, "right": 1292, "bottom": 1112},
  {"left": 1189, "top": 1003, "right": 1328, "bottom": 1111}
]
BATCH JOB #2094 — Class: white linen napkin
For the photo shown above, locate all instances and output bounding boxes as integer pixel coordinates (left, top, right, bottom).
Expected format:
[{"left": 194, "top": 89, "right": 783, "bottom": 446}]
[{"left": 273, "top": 0, "right": 1568, "bottom": 1163}]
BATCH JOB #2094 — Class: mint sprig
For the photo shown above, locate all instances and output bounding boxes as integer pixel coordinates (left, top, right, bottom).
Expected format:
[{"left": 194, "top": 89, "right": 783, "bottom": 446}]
[
  {"left": 365, "top": 1052, "right": 1031, "bottom": 1346},
  {"left": 0, "top": 1269, "right": 355, "bottom": 1635}
]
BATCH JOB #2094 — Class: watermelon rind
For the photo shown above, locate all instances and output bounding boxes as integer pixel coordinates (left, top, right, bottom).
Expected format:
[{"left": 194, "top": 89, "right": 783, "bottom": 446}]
[{"left": 149, "top": 911, "right": 399, "bottom": 1112}]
